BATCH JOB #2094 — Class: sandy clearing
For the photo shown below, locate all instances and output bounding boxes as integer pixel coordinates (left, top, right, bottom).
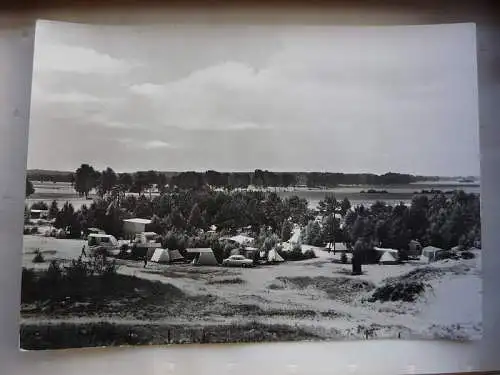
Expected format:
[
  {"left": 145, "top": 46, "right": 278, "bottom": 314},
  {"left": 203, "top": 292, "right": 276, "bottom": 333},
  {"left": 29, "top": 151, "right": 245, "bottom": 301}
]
[{"left": 22, "top": 235, "right": 482, "bottom": 341}]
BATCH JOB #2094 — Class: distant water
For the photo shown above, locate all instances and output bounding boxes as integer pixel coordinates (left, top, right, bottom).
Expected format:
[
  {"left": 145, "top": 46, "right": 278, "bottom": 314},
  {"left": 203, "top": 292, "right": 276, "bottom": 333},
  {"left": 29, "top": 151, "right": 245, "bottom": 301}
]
[
  {"left": 27, "top": 182, "right": 480, "bottom": 211},
  {"left": 274, "top": 184, "right": 480, "bottom": 209}
]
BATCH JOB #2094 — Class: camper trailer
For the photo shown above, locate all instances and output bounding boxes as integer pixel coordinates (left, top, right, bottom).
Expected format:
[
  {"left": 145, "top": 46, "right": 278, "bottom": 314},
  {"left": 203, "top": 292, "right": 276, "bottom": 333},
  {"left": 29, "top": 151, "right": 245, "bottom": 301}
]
[
  {"left": 134, "top": 232, "right": 162, "bottom": 248},
  {"left": 87, "top": 234, "right": 121, "bottom": 256}
]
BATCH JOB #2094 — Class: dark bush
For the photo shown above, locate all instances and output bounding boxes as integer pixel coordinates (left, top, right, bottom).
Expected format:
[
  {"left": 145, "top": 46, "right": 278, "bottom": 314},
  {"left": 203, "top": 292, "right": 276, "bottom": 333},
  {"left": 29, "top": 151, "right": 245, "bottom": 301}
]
[
  {"left": 130, "top": 244, "right": 147, "bottom": 260},
  {"left": 461, "top": 251, "right": 475, "bottom": 259},
  {"left": 31, "top": 227, "right": 39, "bottom": 234},
  {"left": 280, "top": 245, "right": 315, "bottom": 261},
  {"left": 32, "top": 250, "right": 45, "bottom": 263},
  {"left": 341, "top": 252, "right": 348, "bottom": 264},
  {"left": 304, "top": 249, "right": 316, "bottom": 259},
  {"left": 368, "top": 281, "right": 426, "bottom": 303}
]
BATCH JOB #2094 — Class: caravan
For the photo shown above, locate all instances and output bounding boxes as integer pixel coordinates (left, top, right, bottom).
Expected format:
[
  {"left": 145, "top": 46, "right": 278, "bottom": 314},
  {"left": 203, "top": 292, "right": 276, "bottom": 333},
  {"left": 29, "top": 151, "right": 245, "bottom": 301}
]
[{"left": 87, "top": 234, "right": 121, "bottom": 256}]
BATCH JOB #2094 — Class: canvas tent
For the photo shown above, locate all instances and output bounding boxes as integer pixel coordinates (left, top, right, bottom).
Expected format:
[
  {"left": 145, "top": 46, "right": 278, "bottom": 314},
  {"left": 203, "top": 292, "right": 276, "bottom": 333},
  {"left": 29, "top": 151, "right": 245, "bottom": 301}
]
[
  {"left": 169, "top": 249, "right": 184, "bottom": 262},
  {"left": 187, "top": 248, "right": 219, "bottom": 266},
  {"left": 379, "top": 251, "right": 398, "bottom": 264},
  {"left": 374, "top": 247, "right": 399, "bottom": 264},
  {"left": 150, "top": 248, "right": 185, "bottom": 263},
  {"left": 421, "top": 246, "right": 444, "bottom": 263},
  {"left": 268, "top": 248, "right": 284, "bottom": 263},
  {"left": 150, "top": 249, "right": 170, "bottom": 263},
  {"left": 227, "top": 235, "right": 254, "bottom": 246},
  {"left": 230, "top": 248, "right": 241, "bottom": 256}
]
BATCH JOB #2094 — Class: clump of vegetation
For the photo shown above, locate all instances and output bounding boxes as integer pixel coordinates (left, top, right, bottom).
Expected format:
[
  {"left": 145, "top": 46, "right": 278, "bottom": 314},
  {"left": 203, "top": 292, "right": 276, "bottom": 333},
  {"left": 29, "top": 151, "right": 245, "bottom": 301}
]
[
  {"left": 460, "top": 251, "right": 475, "bottom": 260},
  {"left": 31, "top": 226, "right": 39, "bottom": 234},
  {"left": 32, "top": 249, "right": 45, "bottom": 263},
  {"left": 207, "top": 277, "right": 245, "bottom": 285},
  {"left": 278, "top": 243, "right": 316, "bottom": 261},
  {"left": 21, "top": 255, "right": 186, "bottom": 314},
  {"left": 340, "top": 252, "right": 348, "bottom": 264},
  {"left": 277, "top": 276, "right": 375, "bottom": 302},
  {"left": 367, "top": 267, "right": 442, "bottom": 303},
  {"left": 368, "top": 281, "right": 426, "bottom": 303}
]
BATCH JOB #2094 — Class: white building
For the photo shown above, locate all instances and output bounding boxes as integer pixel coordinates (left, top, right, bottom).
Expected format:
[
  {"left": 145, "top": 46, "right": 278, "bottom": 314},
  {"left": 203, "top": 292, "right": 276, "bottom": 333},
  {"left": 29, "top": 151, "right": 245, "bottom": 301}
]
[{"left": 123, "top": 218, "right": 152, "bottom": 238}]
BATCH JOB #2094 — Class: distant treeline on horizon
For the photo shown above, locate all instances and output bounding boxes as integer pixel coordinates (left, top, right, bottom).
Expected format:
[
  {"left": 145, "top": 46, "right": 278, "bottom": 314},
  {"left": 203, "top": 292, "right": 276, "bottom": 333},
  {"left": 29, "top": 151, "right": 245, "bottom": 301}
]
[{"left": 26, "top": 167, "right": 470, "bottom": 189}]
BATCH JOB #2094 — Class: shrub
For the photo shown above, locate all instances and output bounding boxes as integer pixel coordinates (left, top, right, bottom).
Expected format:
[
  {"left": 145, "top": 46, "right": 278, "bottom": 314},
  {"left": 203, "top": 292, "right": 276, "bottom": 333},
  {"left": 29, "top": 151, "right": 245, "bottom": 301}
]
[
  {"left": 368, "top": 281, "right": 426, "bottom": 303},
  {"left": 340, "top": 252, "right": 348, "bottom": 264},
  {"left": 131, "top": 244, "right": 147, "bottom": 260},
  {"left": 461, "top": 251, "right": 475, "bottom": 260},
  {"left": 32, "top": 249, "right": 45, "bottom": 263},
  {"left": 207, "top": 278, "right": 245, "bottom": 285},
  {"left": 31, "top": 226, "right": 39, "bottom": 234},
  {"left": 304, "top": 249, "right": 316, "bottom": 259}
]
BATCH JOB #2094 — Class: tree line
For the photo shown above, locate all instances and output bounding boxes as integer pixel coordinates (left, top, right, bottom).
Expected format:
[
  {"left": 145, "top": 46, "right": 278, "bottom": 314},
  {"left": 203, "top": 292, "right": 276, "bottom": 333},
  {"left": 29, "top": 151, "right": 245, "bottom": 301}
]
[
  {"left": 27, "top": 184, "right": 480, "bottom": 257},
  {"left": 26, "top": 164, "right": 438, "bottom": 198}
]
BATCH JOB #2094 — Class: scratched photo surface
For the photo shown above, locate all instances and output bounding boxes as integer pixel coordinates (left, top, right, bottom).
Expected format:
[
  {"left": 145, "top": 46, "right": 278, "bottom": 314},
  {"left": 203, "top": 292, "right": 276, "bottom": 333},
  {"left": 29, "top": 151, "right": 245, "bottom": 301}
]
[{"left": 20, "top": 20, "right": 481, "bottom": 350}]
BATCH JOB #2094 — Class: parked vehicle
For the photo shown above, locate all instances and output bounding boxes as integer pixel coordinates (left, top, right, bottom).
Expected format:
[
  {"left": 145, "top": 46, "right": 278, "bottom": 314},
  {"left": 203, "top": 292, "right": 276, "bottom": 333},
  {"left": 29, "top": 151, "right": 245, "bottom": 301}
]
[
  {"left": 133, "top": 232, "right": 162, "bottom": 248},
  {"left": 87, "top": 233, "right": 121, "bottom": 256},
  {"left": 222, "top": 255, "right": 254, "bottom": 268}
]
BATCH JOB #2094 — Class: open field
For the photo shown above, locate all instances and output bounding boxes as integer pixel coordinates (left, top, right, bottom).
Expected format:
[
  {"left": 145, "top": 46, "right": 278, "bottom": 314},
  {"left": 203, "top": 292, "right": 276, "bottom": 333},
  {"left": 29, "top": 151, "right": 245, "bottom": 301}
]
[{"left": 21, "top": 233, "right": 482, "bottom": 349}]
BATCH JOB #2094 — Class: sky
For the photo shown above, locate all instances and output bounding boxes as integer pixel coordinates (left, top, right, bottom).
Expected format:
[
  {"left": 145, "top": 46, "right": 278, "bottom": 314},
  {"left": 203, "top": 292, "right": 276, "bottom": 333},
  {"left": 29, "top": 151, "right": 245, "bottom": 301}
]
[{"left": 27, "top": 21, "right": 479, "bottom": 176}]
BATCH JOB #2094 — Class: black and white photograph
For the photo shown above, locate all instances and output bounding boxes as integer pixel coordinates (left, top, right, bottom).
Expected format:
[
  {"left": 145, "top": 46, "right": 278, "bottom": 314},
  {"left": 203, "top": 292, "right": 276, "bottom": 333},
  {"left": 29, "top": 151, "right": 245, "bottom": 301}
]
[{"left": 20, "top": 20, "right": 481, "bottom": 350}]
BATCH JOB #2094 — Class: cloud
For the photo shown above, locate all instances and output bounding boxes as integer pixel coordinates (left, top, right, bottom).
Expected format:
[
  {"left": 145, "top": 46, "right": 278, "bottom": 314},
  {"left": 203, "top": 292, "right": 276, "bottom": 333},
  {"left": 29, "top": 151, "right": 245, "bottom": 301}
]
[
  {"left": 34, "top": 43, "right": 134, "bottom": 75},
  {"left": 118, "top": 138, "right": 177, "bottom": 150},
  {"left": 144, "top": 140, "right": 175, "bottom": 149},
  {"left": 27, "top": 22, "right": 479, "bottom": 175}
]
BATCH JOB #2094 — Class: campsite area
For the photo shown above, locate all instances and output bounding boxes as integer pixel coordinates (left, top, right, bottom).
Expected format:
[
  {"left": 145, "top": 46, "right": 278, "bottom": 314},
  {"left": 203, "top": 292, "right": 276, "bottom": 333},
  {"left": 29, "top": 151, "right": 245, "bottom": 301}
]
[{"left": 20, "top": 230, "right": 482, "bottom": 349}]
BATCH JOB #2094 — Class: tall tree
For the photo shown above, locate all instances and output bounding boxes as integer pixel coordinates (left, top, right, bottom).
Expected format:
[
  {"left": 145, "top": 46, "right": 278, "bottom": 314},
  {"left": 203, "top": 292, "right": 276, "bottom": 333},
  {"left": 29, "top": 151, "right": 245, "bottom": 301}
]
[
  {"left": 25, "top": 178, "right": 35, "bottom": 197},
  {"left": 97, "top": 167, "right": 118, "bottom": 197},
  {"left": 48, "top": 200, "right": 59, "bottom": 219},
  {"left": 74, "top": 164, "right": 99, "bottom": 199},
  {"left": 340, "top": 197, "right": 352, "bottom": 216},
  {"left": 117, "top": 173, "right": 133, "bottom": 194},
  {"left": 281, "top": 220, "right": 293, "bottom": 242},
  {"left": 187, "top": 203, "right": 204, "bottom": 230},
  {"left": 322, "top": 214, "right": 340, "bottom": 250}
]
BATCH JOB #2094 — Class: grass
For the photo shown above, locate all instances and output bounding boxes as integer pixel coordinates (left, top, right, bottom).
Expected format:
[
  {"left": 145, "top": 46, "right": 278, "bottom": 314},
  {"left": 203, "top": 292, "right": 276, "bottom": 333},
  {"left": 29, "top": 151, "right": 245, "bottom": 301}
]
[
  {"left": 20, "top": 321, "right": 321, "bottom": 350},
  {"left": 20, "top": 260, "right": 199, "bottom": 320},
  {"left": 146, "top": 266, "right": 237, "bottom": 280},
  {"left": 276, "top": 276, "right": 375, "bottom": 302},
  {"left": 207, "top": 277, "right": 245, "bottom": 285}
]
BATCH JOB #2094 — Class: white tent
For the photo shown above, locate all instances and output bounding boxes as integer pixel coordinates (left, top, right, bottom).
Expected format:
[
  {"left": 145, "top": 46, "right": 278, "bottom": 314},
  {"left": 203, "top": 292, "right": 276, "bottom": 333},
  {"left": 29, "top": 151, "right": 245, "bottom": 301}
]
[
  {"left": 230, "top": 248, "right": 240, "bottom": 256},
  {"left": 228, "top": 235, "right": 254, "bottom": 245},
  {"left": 187, "top": 248, "right": 219, "bottom": 266},
  {"left": 169, "top": 249, "right": 185, "bottom": 262},
  {"left": 150, "top": 248, "right": 170, "bottom": 263},
  {"left": 379, "top": 251, "right": 398, "bottom": 264},
  {"left": 268, "top": 248, "right": 284, "bottom": 263}
]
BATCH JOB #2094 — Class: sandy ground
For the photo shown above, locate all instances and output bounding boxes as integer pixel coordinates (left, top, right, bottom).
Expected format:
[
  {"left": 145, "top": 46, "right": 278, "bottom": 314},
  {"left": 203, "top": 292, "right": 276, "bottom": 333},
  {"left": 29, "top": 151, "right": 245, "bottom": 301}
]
[{"left": 22, "top": 233, "right": 482, "bottom": 342}]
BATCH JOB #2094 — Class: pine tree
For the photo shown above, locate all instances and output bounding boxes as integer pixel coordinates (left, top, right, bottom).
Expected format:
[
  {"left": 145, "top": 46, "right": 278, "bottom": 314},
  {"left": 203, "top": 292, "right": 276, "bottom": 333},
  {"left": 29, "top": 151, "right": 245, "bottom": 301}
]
[{"left": 281, "top": 220, "right": 293, "bottom": 242}]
